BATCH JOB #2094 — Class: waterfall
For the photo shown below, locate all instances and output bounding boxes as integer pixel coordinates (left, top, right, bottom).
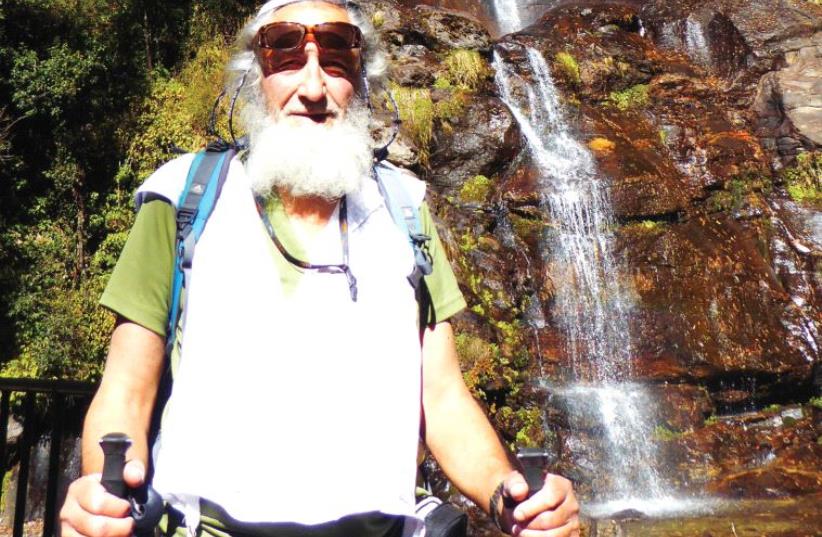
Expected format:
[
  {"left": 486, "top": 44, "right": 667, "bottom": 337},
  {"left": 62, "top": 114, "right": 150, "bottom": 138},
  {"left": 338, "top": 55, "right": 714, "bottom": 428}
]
[
  {"left": 494, "top": 48, "right": 634, "bottom": 382},
  {"left": 493, "top": 46, "right": 682, "bottom": 513},
  {"left": 487, "top": 0, "right": 559, "bottom": 36},
  {"left": 490, "top": 0, "right": 523, "bottom": 36},
  {"left": 684, "top": 17, "right": 711, "bottom": 67}
]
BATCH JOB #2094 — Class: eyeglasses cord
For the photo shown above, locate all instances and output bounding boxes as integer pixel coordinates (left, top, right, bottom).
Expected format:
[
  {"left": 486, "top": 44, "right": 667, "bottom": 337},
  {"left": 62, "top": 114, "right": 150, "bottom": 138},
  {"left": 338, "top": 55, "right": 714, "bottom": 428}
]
[{"left": 254, "top": 195, "right": 358, "bottom": 302}]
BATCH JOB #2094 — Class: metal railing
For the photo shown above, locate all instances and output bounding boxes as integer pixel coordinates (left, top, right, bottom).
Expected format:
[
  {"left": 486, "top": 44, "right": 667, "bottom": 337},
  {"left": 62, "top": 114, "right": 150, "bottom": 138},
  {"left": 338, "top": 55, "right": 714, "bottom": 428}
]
[{"left": 0, "top": 378, "right": 97, "bottom": 537}]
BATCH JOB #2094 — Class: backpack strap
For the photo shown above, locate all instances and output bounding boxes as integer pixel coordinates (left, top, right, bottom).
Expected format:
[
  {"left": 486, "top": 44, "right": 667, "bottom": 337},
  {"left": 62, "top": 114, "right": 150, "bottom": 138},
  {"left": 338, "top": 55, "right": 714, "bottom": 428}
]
[
  {"left": 165, "top": 147, "right": 235, "bottom": 356},
  {"left": 373, "top": 164, "right": 434, "bottom": 292}
]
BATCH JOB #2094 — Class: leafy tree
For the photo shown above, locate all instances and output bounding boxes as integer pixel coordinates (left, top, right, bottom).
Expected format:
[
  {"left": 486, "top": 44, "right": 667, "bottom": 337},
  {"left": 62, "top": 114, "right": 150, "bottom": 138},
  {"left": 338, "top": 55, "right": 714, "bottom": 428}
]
[{"left": 0, "top": 0, "right": 254, "bottom": 380}]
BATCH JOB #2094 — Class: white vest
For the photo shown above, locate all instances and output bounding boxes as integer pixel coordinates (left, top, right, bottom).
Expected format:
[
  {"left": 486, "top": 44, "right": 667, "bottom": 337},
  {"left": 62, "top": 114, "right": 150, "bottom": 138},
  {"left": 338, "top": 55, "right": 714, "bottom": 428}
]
[{"left": 137, "top": 155, "right": 426, "bottom": 535}]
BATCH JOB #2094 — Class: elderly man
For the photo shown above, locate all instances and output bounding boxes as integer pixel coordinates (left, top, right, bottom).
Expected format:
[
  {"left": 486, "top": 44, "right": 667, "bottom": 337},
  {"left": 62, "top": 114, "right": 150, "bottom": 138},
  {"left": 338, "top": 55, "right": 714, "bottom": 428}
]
[{"left": 59, "top": 1, "right": 579, "bottom": 536}]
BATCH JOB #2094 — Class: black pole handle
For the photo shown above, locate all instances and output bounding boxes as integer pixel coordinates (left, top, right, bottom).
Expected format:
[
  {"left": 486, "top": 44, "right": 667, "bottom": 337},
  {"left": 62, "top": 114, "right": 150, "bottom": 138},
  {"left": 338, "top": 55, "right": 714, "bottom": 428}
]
[
  {"left": 516, "top": 447, "right": 550, "bottom": 498},
  {"left": 99, "top": 433, "right": 131, "bottom": 499},
  {"left": 99, "top": 433, "right": 164, "bottom": 536}
]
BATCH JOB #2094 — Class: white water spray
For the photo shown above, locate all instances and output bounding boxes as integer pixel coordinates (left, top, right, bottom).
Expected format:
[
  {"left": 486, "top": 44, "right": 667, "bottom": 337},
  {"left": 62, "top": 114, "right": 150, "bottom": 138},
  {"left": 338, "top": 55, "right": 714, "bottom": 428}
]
[
  {"left": 494, "top": 46, "right": 677, "bottom": 509},
  {"left": 684, "top": 17, "right": 711, "bottom": 67},
  {"left": 494, "top": 48, "right": 634, "bottom": 381},
  {"left": 490, "top": 0, "right": 523, "bottom": 35}
]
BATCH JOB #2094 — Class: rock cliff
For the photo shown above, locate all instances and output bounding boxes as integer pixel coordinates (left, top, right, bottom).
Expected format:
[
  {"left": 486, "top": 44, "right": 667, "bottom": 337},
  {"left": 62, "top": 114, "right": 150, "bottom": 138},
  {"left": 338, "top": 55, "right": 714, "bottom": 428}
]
[{"left": 363, "top": 0, "right": 820, "bottom": 531}]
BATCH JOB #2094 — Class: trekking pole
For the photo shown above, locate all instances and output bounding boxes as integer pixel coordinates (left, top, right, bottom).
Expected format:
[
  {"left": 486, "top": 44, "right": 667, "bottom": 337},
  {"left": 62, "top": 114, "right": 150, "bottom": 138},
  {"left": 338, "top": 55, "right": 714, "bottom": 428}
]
[
  {"left": 100, "top": 433, "right": 164, "bottom": 536},
  {"left": 516, "top": 447, "right": 550, "bottom": 497}
]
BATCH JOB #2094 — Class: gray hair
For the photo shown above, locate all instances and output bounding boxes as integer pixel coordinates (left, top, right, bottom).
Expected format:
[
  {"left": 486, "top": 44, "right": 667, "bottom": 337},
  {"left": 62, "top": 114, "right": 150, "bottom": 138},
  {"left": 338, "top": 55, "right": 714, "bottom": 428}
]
[{"left": 225, "top": 0, "right": 386, "bottom": 134}]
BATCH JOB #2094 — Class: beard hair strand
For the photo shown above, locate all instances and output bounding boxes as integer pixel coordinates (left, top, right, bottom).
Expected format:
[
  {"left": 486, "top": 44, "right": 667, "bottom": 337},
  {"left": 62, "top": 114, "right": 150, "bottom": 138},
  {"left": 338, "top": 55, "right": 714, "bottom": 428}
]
[{"left": 244, "top": 100, "right": 373, "bottom": 201}]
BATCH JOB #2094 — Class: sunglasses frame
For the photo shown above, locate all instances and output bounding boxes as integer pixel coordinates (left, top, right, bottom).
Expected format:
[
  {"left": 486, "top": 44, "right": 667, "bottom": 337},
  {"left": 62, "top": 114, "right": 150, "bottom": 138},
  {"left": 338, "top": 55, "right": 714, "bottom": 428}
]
[{"left": 255, "top": 21, "right": 363, "bottom": 51}]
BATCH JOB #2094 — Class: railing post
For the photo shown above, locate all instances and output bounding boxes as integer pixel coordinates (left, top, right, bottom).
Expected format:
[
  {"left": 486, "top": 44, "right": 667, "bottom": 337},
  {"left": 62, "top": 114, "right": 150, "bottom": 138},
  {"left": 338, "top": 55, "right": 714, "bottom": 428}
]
[
  {"left": 0, "top": 391, "right": 9, "bottom": 507},
  {"left": 43, "top": 394, "right": 64, "bottom": 537},
  {"left": 14, "top": 392, "right": 36, "bottom": 537}
]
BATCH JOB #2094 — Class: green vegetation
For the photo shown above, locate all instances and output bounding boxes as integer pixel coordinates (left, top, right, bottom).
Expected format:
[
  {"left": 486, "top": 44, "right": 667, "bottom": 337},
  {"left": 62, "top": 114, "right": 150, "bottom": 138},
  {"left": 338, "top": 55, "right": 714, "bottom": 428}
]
[
  {"left": 707, "top": 190, "right": 734, "bottom": 213},
  {"left": 389, "top": 83, "right": 468, "bottom": 166},
  {"left": 653, "top": 425, "right": 685, "bottom": 441},
  {"left": 607, "top": 84, "right": 650, "bottom": 111},
  {"left": 621, "top": 219, "right": 666, "bottom": 235},
  {"left": 371, "top": 10, "right": 385, "bottom": 29},
  {"left": 455, "top": 333, "right": 501, "bottom": 398},
  {"left": 433, "top": 76, "right": 452, "bottom": 90},
  {"left": 510, "top": 214, "right": 545, "bottom": 240},
  {"left": 0, "top": 469, "right": 13, "bottom": 513},
  {"left": 765, "top": 403, "right": 782, "bottom": 413},
  {"left": 441, "top": 49, "right": 489, "bottom": 91},
  {"left": 809, "top": 396, "right": 822, "bottom": 409},
  {"left": 496, "top": 405, "right": 546, "bottom": 448},
  {"left": 639, "top": 220, "right": 662, "bottom": 230},
  {"left": 704, "top": 414, "right": 719, "bottom": 426},
  {"left": 459, "top": 175, "right": 492, "bottom": 203},
  {"left": 389, "top": 85, "right": 435, "bottom": 165},
  {"left": 707, "top": 173, "right": 772, "bottom": 213},
  {"left": 782, "top": 151, "right": 822, "bottom": 207},
  {"left": 782, "top": 415, "right": 797, "bottom": 427},
  {"left": 554, "top": 52, "right": 580, "bottom": 85},
  {"left": 0, "top": 1, "right": 256, "bottom": 381}
]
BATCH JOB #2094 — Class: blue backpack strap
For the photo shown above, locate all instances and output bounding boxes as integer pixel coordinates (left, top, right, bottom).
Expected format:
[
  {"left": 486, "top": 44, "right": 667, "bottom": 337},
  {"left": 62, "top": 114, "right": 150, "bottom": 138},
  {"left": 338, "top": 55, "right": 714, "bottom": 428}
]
[
  {"left": 373, "top": 164, "right": 433, "bottom": 291},
  {"left": 165, "top": 147, "right": 235, "bottom": 356}
]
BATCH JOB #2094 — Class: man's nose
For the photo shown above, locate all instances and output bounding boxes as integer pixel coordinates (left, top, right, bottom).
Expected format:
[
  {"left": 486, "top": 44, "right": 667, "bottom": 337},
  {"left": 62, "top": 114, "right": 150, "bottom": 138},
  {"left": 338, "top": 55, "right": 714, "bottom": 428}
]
[{"left": 297, "top": 43, "right": 326, "bottom": 102}]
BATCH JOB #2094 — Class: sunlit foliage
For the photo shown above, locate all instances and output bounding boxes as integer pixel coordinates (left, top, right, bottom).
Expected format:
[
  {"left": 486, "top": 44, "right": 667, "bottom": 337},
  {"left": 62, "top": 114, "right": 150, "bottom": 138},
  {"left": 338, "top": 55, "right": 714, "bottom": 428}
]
[{"left": 0, "top": 0, "right": 254, "bottom": 380}]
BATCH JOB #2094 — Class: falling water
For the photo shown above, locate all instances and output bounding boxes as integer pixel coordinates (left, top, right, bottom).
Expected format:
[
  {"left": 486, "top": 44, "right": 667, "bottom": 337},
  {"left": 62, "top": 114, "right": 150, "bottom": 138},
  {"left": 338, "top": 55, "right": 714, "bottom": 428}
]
[
  {"left": 493, "top": 46, "right": 679, "bottom": 509},
  {"left": 494, "top": 48, "right": 634, "bottom": 382},
  {"left": 684, "top": 17, "right": 711, "bottom": 67},
  {"left": 489, "top": 0, "right": 523, "bottom": 35}
]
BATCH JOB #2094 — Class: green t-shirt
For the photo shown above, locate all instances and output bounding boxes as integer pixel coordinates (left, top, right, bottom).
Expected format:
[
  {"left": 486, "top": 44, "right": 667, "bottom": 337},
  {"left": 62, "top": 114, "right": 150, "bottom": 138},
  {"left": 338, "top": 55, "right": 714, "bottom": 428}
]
[{"left": 101, "top": 197, "right": 466, "bottom": 336}]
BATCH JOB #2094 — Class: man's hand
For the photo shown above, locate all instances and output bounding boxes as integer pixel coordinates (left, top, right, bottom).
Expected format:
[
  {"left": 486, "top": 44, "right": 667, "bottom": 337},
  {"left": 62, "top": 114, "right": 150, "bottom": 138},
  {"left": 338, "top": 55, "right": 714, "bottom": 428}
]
[
  {"left": 59, "top": 460, "right": 145, "bottom": 537},
  {"left": 498, "top": 471, "right": 580, "bottom": 536}
]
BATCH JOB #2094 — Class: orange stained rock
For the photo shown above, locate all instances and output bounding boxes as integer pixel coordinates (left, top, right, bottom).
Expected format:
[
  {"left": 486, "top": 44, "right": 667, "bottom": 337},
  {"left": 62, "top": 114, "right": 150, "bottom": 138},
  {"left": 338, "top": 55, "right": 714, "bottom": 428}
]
[{"left": 588, "top": 136, "right": 616, "bottom": 153}]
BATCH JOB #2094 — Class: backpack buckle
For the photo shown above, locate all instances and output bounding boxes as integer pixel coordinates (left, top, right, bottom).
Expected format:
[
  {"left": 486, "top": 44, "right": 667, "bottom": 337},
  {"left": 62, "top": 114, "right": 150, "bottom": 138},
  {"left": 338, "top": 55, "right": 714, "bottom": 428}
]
[
  {"left": 176, "top": 207, "right": 197, "bottom": 239},
  {"left": 410, "top": 233, "right": 433, "bottom": 276}
]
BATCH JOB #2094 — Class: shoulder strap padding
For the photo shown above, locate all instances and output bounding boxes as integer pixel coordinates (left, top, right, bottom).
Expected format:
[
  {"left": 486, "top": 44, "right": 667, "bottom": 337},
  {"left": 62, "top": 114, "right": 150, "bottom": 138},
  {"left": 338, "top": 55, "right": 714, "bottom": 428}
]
[
  {"left": 134, "top": 153, "right": 199, "bottom": 211},
  {"left": 374, "top": 162, "right": 433, "bottom": 291},
  {"left": 165, "top": 148, "right": 236, "bottom": 356}
]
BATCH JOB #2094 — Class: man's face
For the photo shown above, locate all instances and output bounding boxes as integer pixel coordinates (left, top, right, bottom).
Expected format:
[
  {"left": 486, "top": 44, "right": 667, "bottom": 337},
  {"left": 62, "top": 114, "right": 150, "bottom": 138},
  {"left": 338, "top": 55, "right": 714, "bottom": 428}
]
[{"left": 259, "top": 1, "right": 359, "bottom": 126}]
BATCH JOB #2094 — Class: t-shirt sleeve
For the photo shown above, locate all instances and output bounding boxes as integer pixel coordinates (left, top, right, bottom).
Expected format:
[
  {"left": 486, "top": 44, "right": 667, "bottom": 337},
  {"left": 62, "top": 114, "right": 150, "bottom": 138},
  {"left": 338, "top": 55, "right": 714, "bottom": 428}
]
[
  {"left": 420, "top": 202, "right": 466, "bottom": 323},
  {"left": 99, "top": 200, "right": 176, "bottom": 337}
]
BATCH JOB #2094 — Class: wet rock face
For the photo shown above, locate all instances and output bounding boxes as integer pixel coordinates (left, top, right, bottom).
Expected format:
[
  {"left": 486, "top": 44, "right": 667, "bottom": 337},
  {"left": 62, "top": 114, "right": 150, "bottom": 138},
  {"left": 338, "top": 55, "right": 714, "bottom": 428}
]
[
  {"left": 639, "top": 0, "right": 822, "bottom": 158},
  {"left": 361, "top": 0, "right": 821, "bottom": 510},
  {"left": 412, "top": 5, "right": 491, "bottom": 51},
  {"left": 754, "top": 42, "right": 822, "bottom": 156},
  {"left": 640, "top": 0, "right": 822, "bottom": 79},
  {"left": 428, "top": 95, "right": 522, "bottom": 188},
  {"left": 617, "top": 215, "right": 814, "bottom": 390},
  {"left": 660, "top": 404, "right": 822, "bottom": 497}
]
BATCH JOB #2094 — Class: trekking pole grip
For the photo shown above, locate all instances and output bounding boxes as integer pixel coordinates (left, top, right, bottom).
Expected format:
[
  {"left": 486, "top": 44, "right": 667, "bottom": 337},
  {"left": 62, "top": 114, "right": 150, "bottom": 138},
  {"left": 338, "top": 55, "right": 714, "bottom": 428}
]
[
  {"left": 100, "top": 432, "right": 132, "bottom": 498},
  {"left": 516, "top": 448, "right": 550, "bottom": 498}
]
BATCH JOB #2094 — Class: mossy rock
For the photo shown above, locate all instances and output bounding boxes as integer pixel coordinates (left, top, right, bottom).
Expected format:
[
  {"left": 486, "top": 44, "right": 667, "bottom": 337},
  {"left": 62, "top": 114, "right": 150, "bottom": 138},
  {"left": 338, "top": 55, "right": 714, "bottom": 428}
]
[
  {"left": 554, "top": 51, "right": 581, "bottom": 85},
  {"left": 458, "top": 174, "right": 492, "bottom": 203},
  {"left": 607, "top": 84, "right": 650, "bottom": 111}
]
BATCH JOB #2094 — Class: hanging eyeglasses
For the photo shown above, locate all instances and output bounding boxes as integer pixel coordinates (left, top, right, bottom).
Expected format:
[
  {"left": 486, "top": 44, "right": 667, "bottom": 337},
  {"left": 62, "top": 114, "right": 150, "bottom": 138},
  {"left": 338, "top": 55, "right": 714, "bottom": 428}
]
[{"left": 254, "top": 195, "right": 358, "bottom": 302}]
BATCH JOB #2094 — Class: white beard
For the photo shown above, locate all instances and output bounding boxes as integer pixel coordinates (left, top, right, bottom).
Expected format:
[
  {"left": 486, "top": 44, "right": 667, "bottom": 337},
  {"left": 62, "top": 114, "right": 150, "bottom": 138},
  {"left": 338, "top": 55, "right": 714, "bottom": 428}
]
[{"left": 245, "top": 101, "right": 373, "bottom": 200}]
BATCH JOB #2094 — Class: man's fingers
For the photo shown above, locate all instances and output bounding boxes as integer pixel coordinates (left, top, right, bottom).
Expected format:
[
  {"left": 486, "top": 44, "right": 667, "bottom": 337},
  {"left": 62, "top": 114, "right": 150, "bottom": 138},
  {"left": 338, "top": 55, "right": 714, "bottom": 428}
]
[
  {"left": 123, "top": 459, "right": 146, "bottom": 489},
  {"left": 504, "top": 471, "right": 530, "bottom": 502},
  {"left": 514, "top": 508, "right": 581, "bottom": 533},
  {"left": 66, "top": 510, "right": 135, "bottom": 537},
  {"left": 513, "top": 474, "right": 575, "bottom": 521},
  {"left": 60, "top": 477, "right": 135, "bottom": 537},
  {"left": 72, "top": 476, "right": 132, "bottom": 518},
  {"left": 514, "top": 516, "right": 581, "bottom": 537}
]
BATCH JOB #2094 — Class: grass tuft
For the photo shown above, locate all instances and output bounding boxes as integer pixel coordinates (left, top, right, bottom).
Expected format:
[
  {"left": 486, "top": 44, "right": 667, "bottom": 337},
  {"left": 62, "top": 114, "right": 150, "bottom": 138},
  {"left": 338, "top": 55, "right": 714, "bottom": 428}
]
[
  {"left": 608, "top": 84, "right": 650, "bottom": 111},
  {"left": 554, "top": 51, "right": 580, "bottom": 84},
  {"left": 442, "top": 49, "right": 488, "bottom": 91}
]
